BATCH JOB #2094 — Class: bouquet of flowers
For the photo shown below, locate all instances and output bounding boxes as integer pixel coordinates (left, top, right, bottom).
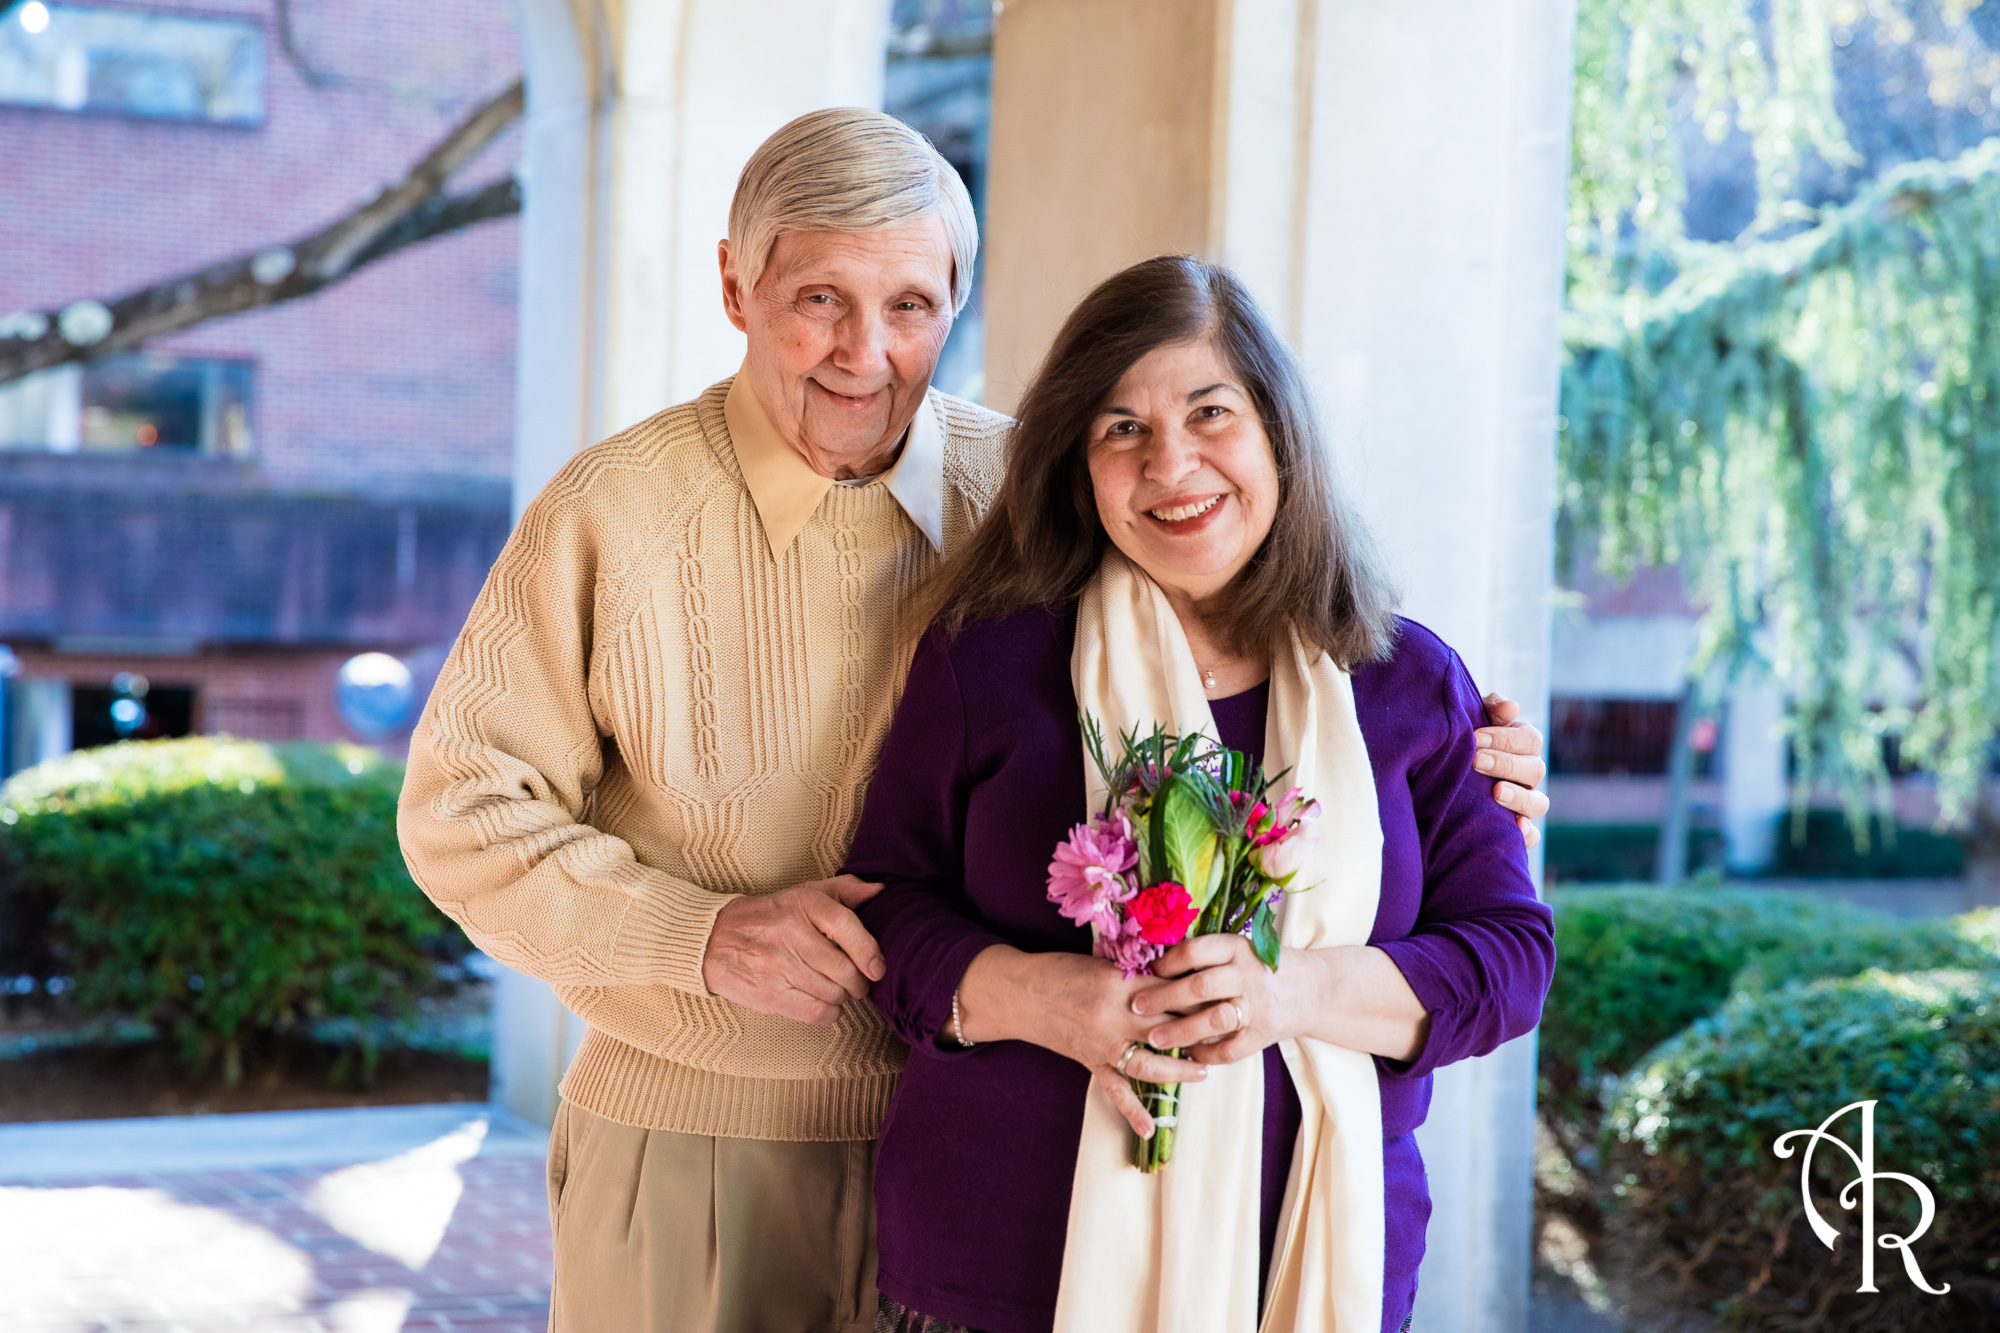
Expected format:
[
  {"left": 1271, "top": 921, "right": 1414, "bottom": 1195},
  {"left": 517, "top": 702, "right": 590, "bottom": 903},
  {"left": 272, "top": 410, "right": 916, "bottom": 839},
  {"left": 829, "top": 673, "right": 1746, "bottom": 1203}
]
[{"left": 1046, "top": 717, "right": 1322, "bottom": 1171}]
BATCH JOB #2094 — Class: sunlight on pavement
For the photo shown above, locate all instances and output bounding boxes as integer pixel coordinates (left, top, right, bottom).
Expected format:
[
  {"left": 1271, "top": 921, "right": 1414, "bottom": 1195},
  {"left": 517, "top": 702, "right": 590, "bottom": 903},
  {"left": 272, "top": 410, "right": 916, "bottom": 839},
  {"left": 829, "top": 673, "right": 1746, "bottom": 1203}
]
[
  {"left": 309, "top": 1119, "right": 487, "bottom": 1269},
  {"left": 326, "top": 1287, "right": 416, "bottom": 1332},
  {"left": 0, "top": 1184, "right": 312, "bottom": 1326},
  {"left": 0, "top": 1106, "right": 552, "bottom": 1331}
]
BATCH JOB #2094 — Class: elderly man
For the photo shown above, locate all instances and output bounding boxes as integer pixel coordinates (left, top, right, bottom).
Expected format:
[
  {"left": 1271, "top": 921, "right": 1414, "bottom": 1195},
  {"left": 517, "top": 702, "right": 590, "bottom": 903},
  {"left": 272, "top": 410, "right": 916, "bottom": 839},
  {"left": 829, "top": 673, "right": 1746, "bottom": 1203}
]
[{"left": 399, "top": 108, "right": 1549, "bottom": 1333}]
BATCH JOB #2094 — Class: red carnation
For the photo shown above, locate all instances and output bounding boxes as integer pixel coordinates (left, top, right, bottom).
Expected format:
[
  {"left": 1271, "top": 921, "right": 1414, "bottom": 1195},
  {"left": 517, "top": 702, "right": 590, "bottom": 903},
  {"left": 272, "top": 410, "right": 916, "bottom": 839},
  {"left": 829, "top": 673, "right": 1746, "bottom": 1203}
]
[{"left": 1128, "top": 882, "right": 1198, "bottom": 946}]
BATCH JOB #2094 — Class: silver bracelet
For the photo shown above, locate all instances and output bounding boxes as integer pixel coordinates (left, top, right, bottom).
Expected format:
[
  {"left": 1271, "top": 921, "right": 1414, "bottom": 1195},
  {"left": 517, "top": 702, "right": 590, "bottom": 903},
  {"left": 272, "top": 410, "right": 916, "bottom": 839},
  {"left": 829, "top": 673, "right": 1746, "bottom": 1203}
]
[{"left": 951, "top": 984, "right": 976, "bottom": 1048}]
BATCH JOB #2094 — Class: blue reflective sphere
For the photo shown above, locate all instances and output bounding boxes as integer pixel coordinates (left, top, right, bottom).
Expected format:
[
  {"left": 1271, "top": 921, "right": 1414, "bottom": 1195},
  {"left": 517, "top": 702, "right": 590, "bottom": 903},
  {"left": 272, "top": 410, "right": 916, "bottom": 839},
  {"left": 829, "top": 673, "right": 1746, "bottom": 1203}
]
[{"left": 337, "top": 653, "right": 415, "bottom": 738}]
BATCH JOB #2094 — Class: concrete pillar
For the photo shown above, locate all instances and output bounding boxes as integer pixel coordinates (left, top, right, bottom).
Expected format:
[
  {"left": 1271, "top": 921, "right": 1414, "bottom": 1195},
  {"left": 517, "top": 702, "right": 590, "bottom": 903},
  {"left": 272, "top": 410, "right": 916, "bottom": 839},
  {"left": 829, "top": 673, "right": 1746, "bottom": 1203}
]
[
  {"left": 6, "top": 678, "right": 72, "bottom": 773},
  {"left": 1724, "top": 677, "right": 1787, "bottom": 873},
  {"left": 501, "top": 0, "right": 894, "bottom": 1127},
  {"left": 986, "top": 3, "right": 1575, "bottom": 1327},
  {"left": 512, "top": 0, "right": 892, "bottom": 514}
]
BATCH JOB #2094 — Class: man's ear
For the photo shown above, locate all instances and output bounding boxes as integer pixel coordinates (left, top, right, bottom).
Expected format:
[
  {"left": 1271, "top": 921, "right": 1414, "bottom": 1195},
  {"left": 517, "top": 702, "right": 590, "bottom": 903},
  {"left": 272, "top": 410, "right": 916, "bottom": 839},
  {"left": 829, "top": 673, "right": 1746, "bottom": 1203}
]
[{"left": 718, "top": 239, "right": 750, "bottom": 334}]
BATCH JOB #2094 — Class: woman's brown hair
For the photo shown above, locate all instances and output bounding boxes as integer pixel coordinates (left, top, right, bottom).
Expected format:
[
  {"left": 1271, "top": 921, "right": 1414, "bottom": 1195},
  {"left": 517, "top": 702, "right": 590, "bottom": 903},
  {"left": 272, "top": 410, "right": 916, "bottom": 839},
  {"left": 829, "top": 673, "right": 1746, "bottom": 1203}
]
[{"left": 911, "top": 254, "right": 1399, "bottom": 666}]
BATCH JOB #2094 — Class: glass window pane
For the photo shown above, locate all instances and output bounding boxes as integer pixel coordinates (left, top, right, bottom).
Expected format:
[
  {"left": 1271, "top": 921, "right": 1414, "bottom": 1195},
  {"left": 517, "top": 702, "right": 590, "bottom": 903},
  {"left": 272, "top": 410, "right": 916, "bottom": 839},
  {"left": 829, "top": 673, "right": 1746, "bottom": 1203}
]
[
  {"left": 0, "top": 3, "right": 264, "bottom": 125},
  {"left": 78, "top": 353, "right": 254, "bottom": 454}
]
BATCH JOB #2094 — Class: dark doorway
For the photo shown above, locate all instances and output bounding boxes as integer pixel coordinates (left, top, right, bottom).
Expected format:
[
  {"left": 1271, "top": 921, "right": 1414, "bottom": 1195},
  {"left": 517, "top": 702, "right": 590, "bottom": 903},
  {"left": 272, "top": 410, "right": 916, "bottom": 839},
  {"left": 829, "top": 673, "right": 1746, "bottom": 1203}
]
[{"left": 71, "top": 685, "right": 196, "bottom": 750}]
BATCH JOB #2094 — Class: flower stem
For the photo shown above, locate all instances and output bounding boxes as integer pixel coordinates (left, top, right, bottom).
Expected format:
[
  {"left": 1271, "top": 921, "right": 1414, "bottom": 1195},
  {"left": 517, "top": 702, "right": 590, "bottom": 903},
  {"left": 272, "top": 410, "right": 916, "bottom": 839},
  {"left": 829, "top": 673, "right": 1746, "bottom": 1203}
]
[{"left": 1129, "top": 1058, "right": 1183, "bottom": 1172}]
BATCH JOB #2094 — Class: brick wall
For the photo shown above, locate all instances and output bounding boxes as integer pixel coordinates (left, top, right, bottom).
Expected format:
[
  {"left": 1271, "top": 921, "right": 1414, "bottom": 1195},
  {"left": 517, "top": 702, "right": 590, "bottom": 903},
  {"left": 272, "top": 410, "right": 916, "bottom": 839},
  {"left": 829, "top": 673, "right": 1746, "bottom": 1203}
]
[{"left": 0, "top": 0, "right": 523, "bottom": 496}]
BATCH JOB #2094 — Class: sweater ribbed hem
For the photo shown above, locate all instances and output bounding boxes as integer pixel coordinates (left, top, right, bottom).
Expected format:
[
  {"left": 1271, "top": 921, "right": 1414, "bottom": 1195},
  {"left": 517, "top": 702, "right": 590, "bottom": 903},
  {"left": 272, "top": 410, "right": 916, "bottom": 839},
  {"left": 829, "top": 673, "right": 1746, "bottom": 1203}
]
[{"left": 559, "top": 1028, "right": 897, "bottom": 1141}]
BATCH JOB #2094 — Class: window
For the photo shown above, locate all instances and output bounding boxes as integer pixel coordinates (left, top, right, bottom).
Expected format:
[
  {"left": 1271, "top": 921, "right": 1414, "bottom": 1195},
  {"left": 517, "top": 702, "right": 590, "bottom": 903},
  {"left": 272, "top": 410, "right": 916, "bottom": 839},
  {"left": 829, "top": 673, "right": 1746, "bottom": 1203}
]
[
  {"left": 0, "top": 3, "right": 264, "bottom": 125},
  {"left": 71, "top": 679, "right": 194, "bottom": 750},
  {"left": 1548, "top": 697, "right": 1718, "bottom": 777},
  {"left": 0, "top": 353, "right": 254, "bottom": 453},
  {"left": 80, "top": 353, "right": 253, "bottom": 452}
]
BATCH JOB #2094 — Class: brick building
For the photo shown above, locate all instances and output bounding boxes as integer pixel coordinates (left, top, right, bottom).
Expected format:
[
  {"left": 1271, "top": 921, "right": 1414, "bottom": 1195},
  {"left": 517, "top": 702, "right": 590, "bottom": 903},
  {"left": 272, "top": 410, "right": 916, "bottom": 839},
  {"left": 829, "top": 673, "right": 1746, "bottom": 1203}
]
[{"left": 0, "top": 0, "right": 520, "bottom": 766}]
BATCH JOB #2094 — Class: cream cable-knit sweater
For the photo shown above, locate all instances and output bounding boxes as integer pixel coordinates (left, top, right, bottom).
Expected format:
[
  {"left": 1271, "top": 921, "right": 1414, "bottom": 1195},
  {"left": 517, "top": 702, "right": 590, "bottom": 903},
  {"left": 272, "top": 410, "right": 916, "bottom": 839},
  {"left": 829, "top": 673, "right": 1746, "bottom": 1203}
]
[{"left": 399, "top": 379, "right": 1009, "bottom": 1140}]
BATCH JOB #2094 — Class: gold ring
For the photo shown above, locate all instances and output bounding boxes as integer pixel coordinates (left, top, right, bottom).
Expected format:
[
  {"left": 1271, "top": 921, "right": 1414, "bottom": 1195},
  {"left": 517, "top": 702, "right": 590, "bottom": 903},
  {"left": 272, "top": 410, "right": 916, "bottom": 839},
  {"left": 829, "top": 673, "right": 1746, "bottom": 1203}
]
[{"left": 1115, "top": 1042, "right": 1141, "bottom": 1076}]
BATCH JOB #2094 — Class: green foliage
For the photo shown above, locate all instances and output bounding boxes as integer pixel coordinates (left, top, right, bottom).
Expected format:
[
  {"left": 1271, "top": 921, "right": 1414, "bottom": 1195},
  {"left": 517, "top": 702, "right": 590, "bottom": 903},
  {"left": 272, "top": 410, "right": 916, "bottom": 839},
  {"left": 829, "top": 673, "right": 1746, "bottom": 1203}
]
[
  {"left": 1546, "top": 815, "right": 1965, "bottom": 883},
  {"left": 1564, "top": 2, "right": 2000, "bottom": 829},
  {"left": 1562, "top": 141, "right": 2000, "bottom": 823},
  {"left": 1250, "top": 900, "right": 1281, "bottom": 971},
  {"left": 1768, "top": 810, "right": 1968, "bottom": 877},
  {"left": 1601, "top": 969, "right": 2000, "bottom": 1328},
  {"left": 1569, "top": 0, "right": 1857, "bottom": 293},
  {"left": 1540, "top": 887, "right": 1996, "bottom": 1140},
  {"left": 1545, "top": 823, "right": 1726, "bottom": 883},
  {"left": 1155, "top": 779, "right": 1220, "bottom": 908},
  {"left": 0, "top": 737, "right": 466, "bottom": 1082}
]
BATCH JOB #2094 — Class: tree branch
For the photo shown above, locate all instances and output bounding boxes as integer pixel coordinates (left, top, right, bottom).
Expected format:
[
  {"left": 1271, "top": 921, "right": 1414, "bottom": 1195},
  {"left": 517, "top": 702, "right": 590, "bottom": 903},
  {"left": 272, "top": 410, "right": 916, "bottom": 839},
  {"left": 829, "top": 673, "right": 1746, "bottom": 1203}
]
[{"left": 0, "top": 79, "right": 525, "bottom": 387}]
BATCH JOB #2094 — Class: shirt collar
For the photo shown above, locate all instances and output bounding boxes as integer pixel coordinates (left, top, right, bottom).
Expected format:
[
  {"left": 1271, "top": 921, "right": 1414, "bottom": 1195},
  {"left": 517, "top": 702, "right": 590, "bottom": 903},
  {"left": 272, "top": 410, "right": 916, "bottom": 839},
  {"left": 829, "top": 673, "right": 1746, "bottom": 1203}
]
[{"left": 723, "top": 371, "right": 947, "bottom": 559}]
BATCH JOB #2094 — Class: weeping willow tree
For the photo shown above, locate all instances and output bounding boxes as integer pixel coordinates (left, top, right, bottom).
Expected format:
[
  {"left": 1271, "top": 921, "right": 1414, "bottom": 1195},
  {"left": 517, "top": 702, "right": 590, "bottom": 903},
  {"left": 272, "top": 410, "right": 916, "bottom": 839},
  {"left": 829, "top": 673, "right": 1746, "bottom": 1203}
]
[{"left": 1560, "top": 0, "right": 2000, "bottom": 844}]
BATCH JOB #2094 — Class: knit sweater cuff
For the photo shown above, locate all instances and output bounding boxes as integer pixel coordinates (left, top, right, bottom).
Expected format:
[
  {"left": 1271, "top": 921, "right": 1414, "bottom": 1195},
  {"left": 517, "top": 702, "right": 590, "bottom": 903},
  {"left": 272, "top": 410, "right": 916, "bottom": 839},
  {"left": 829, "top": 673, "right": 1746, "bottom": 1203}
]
[{"left": 614, "top": 875, "right": 736, "bottom": 995}]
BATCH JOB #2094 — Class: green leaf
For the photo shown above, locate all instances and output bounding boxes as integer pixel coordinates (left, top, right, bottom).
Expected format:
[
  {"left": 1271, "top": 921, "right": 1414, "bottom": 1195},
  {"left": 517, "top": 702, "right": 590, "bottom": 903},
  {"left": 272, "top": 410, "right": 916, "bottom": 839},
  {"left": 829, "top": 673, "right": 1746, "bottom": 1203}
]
[
  {"left": 1250, "top": 902, "right": 1281, "bottom": 971},
  {"left": 1156, "top": 778, "right": 1219, "bottom": 908}
]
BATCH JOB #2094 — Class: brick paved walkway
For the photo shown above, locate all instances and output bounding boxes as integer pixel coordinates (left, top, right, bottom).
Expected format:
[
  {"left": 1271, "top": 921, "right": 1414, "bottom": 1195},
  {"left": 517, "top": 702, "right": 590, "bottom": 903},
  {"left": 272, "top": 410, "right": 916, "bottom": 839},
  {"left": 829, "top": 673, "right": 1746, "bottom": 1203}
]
[{"left": 0, "top": 1107, "right": 552, "bottom": 1333}]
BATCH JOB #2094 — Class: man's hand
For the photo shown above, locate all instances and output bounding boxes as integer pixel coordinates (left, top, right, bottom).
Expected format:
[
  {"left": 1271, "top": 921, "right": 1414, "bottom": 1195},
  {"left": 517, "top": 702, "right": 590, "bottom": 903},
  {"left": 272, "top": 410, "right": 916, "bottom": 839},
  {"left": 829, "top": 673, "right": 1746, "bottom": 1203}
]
[
  {"left": 701, "top": 875, "right": 887, "bottom": 1025},
  {"left": 1477, "top": 692, "right": 1550, "bottom": 848}
]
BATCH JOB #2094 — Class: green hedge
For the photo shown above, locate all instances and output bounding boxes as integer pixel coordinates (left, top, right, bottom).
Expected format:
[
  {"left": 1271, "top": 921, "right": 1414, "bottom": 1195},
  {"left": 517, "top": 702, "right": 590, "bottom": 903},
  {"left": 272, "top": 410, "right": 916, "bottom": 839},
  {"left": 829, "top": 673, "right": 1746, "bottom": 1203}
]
[
  {"left": 1545, "top": 814, "right": 1966, "bottom": 884},
  {"left": 1539, "top": 888, "right": 1997, "bottom": 1143},
  {"left": 0, "top": 737, "right": 465, "bottom": 1081},
  {"left": 1601, "top": 969, "right": 2000, "bottom": 1329},
  {"left": 1544, "top": 824, "right": 1726, "bottom": 883}
]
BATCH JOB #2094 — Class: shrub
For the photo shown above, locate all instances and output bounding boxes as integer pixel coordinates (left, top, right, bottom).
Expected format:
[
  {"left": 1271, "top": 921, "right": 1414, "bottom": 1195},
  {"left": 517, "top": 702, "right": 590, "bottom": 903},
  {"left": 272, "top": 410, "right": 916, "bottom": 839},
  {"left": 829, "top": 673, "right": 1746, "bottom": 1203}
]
[
  {"left": 0, "top": 737, "right": 466, "bottom": 1082},
  {"left": 1767, "top": 810, "right": 1966, "bottom": 880},
  {"left": 1539, "top": 888, "right": 1996, "bottom": 1148},
  {"left": 1601, "top": 969, "right": 2000, "bottom": 1330},
  {"left": 1544, "top": 823, "right": 1726, "bottom": 884}
]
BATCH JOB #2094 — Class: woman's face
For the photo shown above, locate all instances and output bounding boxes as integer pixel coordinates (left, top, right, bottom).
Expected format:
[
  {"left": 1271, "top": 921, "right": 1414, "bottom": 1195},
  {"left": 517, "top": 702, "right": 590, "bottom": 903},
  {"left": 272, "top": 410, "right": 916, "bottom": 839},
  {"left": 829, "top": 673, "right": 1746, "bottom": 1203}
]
[{"left": 1086, "top": 339, "right": 1280, "bottom": 606}]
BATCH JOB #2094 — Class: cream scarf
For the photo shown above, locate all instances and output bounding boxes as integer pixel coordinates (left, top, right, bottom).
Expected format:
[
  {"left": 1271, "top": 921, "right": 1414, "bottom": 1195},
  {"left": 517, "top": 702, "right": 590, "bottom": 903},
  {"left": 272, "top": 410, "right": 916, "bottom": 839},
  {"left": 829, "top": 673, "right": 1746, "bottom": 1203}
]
[{"left": 1053, "top": 551, "right": 1386, "bottom": 1333}]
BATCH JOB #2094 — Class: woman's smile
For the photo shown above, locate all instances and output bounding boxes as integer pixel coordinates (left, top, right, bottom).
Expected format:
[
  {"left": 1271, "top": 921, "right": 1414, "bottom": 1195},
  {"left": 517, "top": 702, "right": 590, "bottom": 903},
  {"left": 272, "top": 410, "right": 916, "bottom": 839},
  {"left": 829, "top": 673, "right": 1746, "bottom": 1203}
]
[{"left": 1145, "top": 493, "right": 1227, "bottom": 529}]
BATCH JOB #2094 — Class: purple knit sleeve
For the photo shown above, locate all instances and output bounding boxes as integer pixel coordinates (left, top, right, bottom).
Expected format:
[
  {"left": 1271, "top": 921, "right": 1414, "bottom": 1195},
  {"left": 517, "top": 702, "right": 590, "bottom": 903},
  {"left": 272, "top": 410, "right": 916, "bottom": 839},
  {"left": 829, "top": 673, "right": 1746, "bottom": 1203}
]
[
  {"left": 846, "top": 631, "right": 1012, "bottom": 1057},
  {"left": 1371, "top": 650, "right": 1555, "bottom": 1083}
]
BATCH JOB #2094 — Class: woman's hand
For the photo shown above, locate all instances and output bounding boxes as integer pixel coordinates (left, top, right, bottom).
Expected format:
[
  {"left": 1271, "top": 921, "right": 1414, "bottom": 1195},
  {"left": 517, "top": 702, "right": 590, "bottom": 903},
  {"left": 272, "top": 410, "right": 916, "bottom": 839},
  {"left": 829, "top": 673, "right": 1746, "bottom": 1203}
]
[
  {"left": 1135, "top": 937, "right": 1433, "bottom": 1065},
  {"left": 1132, "top": 933, "right": 1306, "bottom": 1065},
  {"left": 956, "top": 944, "right": 1210, "bottom": 1138}
]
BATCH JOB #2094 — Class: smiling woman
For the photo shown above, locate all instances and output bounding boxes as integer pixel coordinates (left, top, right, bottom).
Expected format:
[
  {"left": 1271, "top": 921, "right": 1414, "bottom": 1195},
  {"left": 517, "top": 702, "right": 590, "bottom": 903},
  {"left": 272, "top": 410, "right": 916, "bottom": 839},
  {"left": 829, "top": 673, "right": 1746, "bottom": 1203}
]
[
  {"left": 903, "top": 255, "right": 1397, "bottom": 669},
  {"left": 849, "top": 254, "right": 1553, "bottom": 1333}
]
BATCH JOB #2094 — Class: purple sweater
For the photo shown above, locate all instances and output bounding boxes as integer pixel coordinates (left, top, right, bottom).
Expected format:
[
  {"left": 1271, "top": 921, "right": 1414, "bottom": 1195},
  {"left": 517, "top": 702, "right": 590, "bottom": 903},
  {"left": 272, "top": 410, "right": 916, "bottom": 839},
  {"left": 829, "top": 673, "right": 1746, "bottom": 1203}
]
[{"left": 846, "top": 606, "right": 1554, "bottom": 1333}]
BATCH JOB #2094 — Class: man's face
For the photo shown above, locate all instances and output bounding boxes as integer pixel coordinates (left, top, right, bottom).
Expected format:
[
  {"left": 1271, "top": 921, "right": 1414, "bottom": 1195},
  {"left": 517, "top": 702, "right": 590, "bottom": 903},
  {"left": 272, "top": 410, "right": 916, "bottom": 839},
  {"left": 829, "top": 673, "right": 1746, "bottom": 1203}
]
[{"left": 721, "top": 216, "right": 956, "bottom": 480}]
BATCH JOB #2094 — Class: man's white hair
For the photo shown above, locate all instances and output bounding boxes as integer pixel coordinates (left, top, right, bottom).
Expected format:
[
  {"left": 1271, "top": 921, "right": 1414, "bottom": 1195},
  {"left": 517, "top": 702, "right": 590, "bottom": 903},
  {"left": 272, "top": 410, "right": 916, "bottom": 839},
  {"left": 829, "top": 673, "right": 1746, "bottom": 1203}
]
[{"left": 728, "top": 107, "right": 978, "bottom": 314}]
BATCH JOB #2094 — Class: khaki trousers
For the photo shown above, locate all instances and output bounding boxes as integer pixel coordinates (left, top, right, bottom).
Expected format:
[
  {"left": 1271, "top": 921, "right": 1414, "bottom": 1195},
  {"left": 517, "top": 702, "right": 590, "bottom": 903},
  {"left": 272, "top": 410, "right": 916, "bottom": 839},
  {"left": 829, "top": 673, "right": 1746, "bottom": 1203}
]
[{"left": 547, "top": 1100, "right": 878, "bottom": 1333}]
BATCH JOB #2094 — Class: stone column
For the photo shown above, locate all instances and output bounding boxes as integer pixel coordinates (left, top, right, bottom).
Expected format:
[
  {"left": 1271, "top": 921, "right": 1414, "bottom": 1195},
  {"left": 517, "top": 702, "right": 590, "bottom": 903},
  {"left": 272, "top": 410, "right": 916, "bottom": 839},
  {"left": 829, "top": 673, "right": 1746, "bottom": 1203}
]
[
  {"left": 512, "top": 0, "right": 892, "bottom": 513},
  {"left": 499, "top": 0, "right": 893, "bottom": 1126},
  {"left": 1724, "top": 677, "right": 1787, "bottom": 873},
  {"left": 986, "top": 2, "right": 1575, "bottom": 1326}
]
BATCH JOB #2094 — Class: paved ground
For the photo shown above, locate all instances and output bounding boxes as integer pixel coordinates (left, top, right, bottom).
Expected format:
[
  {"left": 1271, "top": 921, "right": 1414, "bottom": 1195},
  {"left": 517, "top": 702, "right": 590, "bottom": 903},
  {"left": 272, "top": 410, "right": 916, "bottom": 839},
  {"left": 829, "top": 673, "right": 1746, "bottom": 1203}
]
[
  {"left": 0, "top": 1099, "right": 1692, "bottom": 1332},
  {"left": 0, "top": 1105, "right": 552, "bottom": 1333}
]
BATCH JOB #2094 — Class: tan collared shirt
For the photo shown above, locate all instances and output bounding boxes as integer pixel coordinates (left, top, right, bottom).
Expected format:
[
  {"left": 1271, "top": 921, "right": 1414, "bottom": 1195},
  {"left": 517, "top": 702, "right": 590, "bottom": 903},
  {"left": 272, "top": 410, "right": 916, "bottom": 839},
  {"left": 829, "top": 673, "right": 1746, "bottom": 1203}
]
[{"left": 723, "top": 370, "right": 947, "bottom": 559}]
